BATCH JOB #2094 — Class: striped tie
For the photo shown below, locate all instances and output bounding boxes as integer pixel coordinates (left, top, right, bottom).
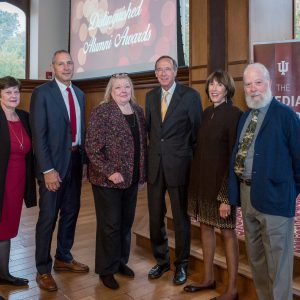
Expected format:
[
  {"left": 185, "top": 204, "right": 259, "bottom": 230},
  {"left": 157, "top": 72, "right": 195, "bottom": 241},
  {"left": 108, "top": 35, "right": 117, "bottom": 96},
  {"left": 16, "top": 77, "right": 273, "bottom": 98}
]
[{"left": 161, "top": 91, "right": 169, "bottom": 121}]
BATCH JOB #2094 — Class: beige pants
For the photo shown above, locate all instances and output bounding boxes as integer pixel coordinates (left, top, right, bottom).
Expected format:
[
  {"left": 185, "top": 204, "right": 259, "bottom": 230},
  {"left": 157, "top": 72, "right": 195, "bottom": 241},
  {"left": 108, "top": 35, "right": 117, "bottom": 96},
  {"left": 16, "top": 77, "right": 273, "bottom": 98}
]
[{"left": 240, "top": 183, "right": 294, "bottom": 300}]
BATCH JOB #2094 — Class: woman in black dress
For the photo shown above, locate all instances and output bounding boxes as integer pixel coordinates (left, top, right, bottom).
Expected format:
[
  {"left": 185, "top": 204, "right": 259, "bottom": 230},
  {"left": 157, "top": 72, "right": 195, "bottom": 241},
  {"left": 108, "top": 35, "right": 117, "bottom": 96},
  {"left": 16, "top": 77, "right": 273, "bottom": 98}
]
[{"left": 184, "top": 70, "right": 242, "bottom": 300}]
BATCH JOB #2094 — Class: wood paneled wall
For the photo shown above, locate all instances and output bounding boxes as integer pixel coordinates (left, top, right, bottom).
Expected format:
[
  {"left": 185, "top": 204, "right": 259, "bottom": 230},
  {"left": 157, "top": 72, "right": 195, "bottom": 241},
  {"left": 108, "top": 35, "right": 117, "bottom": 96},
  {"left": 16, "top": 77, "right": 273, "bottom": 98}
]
[
  {"left": 19, "top": 0, "right": 250, "bottom": 116},
  {"left": 190, "top": 0, "right": 249, "bottom": 111}
]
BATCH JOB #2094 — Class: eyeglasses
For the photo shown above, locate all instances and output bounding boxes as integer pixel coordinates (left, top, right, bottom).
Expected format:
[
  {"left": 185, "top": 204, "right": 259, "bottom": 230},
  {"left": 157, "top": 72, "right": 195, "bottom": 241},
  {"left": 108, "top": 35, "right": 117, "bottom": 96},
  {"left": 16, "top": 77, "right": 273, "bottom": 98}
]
[
  {"left": 155, "top": 67, "right": 173, "bottom": 74},
  {"left": 111, "top": 73, "right": 129, "bottom": 78}
]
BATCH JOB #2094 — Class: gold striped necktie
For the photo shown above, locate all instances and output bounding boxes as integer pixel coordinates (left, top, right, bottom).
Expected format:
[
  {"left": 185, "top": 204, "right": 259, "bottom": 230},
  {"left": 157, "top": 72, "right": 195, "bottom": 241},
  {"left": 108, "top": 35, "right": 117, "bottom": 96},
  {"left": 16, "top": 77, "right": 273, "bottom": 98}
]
[{"left": 161, "top": 91, "right": 169, "bottom": 121}]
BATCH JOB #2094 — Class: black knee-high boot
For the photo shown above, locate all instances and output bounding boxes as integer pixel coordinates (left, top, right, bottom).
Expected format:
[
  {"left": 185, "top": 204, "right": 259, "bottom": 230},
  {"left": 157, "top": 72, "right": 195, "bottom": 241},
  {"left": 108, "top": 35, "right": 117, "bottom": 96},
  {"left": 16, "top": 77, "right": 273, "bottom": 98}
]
[{"left": 0, "top": 239, "right": 29, "bottom": 286}]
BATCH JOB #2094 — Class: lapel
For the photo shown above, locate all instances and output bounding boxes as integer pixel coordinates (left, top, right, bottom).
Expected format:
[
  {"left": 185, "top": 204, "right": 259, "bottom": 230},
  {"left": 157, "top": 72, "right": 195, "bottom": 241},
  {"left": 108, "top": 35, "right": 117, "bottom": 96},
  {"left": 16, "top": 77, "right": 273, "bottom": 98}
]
[
  {"left": 73, "top": 85, "right": 85, "bottom": 135},
  {"left": 237, "top": 110, "right": 250, "bottom": 138},
  {"left": 49, "top": 80, "right": 69, "bottom": 123},
  {"left": 73, "top": 85, "right": 84, "bottom": 116},
  {"left": 153, "top": 88, "right": 163, "bottom": 124},
  {"left": 0, "top": 108, "right": 10, "bottom": 148},
  {"left": 110, "top": 100, "right": 132, "bottom": 136},
  {"left": 163, "top": 82, "right": 182, "bottom": 123}
]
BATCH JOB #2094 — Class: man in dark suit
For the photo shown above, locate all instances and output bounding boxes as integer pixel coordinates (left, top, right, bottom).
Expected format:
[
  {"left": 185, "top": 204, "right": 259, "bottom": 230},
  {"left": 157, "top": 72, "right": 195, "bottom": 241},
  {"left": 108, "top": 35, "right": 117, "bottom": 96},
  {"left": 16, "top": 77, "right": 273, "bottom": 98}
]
[
  {"left": 229, "top": 63, "right": 300, "bottom": 300},
  {"left": 30, "top": 50, "right": 89, "bottom": 292},
  {"left": 146, "top": 55, "right": 202, "bottom": 285}
]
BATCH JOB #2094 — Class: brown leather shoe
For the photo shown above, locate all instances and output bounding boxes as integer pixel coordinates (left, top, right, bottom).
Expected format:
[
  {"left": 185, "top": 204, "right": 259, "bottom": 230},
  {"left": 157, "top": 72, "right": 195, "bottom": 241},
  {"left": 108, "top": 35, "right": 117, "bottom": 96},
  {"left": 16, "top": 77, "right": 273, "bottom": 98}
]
[
  {"left": 36, "top": 273, "right": 57, "bottom": 292},
  {"left": 53, "top": 258, "right": 89, "bottom": 273}
]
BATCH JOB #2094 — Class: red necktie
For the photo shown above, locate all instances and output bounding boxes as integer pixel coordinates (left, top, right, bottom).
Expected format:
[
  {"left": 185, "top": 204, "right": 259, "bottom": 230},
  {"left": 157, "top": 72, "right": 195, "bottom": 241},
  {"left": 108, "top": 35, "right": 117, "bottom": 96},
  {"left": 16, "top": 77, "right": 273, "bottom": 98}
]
[{"left": 66, "top": 87, "right": 77, "bottom": 142}]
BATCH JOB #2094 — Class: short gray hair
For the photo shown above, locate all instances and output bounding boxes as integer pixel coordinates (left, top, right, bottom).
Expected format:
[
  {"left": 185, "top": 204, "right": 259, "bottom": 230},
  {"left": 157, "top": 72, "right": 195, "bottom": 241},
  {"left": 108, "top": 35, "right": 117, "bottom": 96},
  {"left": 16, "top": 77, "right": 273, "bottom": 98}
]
[{"left": 243, "top": 62, "right": 270, "bottom": 81}]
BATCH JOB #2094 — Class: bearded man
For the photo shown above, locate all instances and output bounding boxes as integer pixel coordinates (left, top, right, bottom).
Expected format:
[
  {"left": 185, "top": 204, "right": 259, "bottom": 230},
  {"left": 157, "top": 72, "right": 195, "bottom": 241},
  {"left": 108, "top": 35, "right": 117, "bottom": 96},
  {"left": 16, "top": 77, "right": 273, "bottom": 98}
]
[{"left": 229, "top": 62, "right": 300, "bottom": 300}]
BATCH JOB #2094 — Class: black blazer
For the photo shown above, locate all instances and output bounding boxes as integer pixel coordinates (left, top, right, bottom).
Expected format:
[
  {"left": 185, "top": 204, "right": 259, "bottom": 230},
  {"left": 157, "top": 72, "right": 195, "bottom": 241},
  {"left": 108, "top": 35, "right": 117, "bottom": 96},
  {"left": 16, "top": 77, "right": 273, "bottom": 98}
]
[
  {"left": 146, "top": 82, "right": 203, "bottom": 186},
  {"left": 0, "top": 108, "right": 37, "bottom": 221},
  {"left": 30, "top": 79, "right": 86, "bottom": 181}
]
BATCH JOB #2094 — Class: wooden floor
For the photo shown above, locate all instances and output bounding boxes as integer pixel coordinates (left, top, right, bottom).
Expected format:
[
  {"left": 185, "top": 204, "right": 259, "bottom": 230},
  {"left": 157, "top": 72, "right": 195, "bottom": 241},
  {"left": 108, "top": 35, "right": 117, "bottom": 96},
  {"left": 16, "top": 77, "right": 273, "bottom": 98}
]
[{"left": 0, "top": 182, "right": 218, "bottom": 300}]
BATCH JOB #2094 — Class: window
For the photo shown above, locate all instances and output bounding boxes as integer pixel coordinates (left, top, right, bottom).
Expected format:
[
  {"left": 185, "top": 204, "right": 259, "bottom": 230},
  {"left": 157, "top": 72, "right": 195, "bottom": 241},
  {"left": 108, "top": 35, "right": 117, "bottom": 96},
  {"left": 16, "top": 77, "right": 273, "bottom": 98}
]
[
  {"left": 180, "top": 0, "right": 189, "bottom": 65},
  {"left": 0, "top": 1, "right": 29, "bottom": 78},
  {"left": 294, "top": 0, "right": 300, "bottom": 38}
]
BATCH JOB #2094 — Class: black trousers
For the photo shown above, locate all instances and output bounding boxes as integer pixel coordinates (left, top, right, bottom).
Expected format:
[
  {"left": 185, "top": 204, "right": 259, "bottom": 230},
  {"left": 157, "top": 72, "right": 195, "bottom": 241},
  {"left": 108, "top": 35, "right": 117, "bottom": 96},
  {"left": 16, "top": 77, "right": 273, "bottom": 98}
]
[
  {"left": 147, "top": 166, "right": 190, "bottom": 267},
  {"left": 35, "top": 151, "right": 82, "bottom": 274},
  {"left": 92, "top": 183, "right": 138, "bottom": 276}
]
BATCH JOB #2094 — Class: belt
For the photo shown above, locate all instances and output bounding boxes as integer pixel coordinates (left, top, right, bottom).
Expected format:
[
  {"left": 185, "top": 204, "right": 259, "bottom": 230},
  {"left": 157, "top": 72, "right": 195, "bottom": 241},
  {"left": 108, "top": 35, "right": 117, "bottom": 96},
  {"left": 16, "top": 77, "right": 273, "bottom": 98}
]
[
  {"left": 239, "top": 178, "right": 251, "bottom": 186},
  {"left": 71, "top": 145, "right": 80, "bottom": 152}
]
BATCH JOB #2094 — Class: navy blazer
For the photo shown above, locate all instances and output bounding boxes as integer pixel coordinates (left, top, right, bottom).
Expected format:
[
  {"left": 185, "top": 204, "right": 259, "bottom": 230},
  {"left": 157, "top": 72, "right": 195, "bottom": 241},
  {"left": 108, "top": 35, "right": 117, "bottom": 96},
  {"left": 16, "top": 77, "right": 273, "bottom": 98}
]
[
  {"left": 229, "top": 98, "right": 300, "bottom": 217},
  {"left": 30, "top": 79, "right": 85, "bottom": 181},
  {"left": 146, "top": 82, "right": 202, "bottom": 186}
]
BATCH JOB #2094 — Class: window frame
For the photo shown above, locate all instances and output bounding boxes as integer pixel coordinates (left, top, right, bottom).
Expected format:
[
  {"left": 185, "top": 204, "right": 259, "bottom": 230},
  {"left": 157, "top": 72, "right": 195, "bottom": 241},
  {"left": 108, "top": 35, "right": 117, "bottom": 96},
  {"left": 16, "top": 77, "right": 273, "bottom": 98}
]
[{"left": 0, "top": 0, "right": 30, "bottom": 78}]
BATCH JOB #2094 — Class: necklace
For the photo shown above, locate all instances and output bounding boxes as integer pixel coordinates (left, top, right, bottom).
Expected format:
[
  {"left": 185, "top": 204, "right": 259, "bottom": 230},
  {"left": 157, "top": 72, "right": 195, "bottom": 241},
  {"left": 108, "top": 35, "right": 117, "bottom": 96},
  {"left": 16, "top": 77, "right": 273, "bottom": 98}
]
[{"left": 8, "top": 121, "right": 24, "bottom": 151}]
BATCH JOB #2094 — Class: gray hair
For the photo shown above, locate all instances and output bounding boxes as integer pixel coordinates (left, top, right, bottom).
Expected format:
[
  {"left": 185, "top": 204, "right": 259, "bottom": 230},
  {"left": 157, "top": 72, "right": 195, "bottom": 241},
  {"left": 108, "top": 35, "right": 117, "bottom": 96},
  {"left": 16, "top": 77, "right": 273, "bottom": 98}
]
[
  {"left": 52, "top": 50, "right": 72, "bottom": 64},
  {"left": 243, "top": 62, "right": 270, "bottom": 81}
]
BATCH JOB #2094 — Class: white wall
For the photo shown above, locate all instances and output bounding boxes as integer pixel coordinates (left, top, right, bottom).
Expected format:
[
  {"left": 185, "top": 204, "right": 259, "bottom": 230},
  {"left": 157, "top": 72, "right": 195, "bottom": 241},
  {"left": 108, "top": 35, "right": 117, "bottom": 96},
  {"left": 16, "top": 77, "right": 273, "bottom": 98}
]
[
  {"left": 249, "top": 0, "right": 293, "bottom": 60},
  {"left": 30, "top": 0, "right": 69, "bottom": 79}
]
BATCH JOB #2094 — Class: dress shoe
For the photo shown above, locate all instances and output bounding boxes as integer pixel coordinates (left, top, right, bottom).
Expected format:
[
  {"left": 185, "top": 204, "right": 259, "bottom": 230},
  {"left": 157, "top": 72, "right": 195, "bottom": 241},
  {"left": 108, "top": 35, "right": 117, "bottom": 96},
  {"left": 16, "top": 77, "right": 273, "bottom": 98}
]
[
  {"left": 36, "top": 273, "right": 57, "bottom": 292},
  {"left": 184, "top": 281, "right": 216, "bottom": 292},
  {"left": 118, "top": 264, "right": 135, "bottom": 278},
  {"left": 100, "top": 274, "right": 119, "bottom": 289},
  {"left": 173, "top": 264, "right": 187, "bottom": 285},
  {"left": 0, "top": 276, "right": 29, "bottom": 286},
  {"left": 148, "top": 263, "right": 170, "bottom": 279},
  {"left": 210, "top": 294, "right": 239, "bottom": 300},
  {"left": 53, "top": 258, "right": 89, "bottom": 273}
]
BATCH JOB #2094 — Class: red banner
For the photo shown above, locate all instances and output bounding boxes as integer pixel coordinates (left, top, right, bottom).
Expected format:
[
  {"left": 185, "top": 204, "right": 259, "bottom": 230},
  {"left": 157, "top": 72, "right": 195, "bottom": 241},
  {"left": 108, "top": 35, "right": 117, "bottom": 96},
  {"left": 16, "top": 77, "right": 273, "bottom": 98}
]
[{"left": 254, "top": 41, "right": 300, "bottom": 117}]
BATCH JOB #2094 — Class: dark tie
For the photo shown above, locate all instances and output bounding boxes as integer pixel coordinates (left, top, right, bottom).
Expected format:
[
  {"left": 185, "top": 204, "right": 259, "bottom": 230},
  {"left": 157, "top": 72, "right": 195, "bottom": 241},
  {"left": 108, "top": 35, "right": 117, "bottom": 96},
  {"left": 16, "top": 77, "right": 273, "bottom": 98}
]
[
  {"left": 66, "top": 87, "right": 77, "bottom": 143},
  {"left": 234, "top": 109, "right": 259, "bottom": 177}
]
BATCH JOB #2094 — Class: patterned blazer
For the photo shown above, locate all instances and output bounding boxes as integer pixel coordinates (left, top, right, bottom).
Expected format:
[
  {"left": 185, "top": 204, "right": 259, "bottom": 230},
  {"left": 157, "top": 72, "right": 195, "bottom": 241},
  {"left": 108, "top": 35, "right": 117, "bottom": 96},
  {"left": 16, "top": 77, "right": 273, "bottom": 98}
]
[{"left": 86, "top": 100, "right": 147, "bottom": 188}]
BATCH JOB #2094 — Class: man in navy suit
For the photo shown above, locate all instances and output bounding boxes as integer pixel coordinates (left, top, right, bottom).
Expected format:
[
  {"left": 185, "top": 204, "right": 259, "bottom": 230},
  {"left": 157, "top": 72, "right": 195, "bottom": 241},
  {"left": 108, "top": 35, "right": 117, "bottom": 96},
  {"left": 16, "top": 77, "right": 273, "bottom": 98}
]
[
  {"left": 229, "top": 63, "right": 300, "bottom": 300},
  {"left": 146, "top": 56, "right": 202, "bottom": 285},
  {"left": 30, "top": 50, "right": 89, "bottom": 292}
]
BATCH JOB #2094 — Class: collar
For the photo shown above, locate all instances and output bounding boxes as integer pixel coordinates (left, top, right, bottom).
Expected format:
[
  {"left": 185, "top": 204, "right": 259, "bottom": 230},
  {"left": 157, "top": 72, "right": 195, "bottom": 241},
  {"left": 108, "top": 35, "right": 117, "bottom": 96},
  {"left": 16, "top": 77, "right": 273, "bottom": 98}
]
[
  {"left": 55, "top": 78, "right": 73, "bottom": 93},
  {"left": 255, "top": 100, "right": 271, "bottom": 115},
  {"left": 161, "top": 81, "right": 176, "bottom": 96}
]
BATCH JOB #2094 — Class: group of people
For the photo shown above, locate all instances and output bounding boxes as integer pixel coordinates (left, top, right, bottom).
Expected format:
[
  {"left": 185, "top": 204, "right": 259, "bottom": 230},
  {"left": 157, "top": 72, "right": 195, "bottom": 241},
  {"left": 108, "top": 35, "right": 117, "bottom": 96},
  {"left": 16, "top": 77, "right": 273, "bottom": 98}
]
[{"left": 0, "top": 50, "right": 299, "bottom": 300}]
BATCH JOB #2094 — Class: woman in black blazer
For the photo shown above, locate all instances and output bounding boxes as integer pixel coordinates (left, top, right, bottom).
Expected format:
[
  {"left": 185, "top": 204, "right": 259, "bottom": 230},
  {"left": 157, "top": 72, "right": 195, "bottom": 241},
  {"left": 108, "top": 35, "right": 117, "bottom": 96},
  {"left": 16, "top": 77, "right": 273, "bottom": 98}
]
[{"left": 0, "top": 76, "right": 36, "bottom": 286}]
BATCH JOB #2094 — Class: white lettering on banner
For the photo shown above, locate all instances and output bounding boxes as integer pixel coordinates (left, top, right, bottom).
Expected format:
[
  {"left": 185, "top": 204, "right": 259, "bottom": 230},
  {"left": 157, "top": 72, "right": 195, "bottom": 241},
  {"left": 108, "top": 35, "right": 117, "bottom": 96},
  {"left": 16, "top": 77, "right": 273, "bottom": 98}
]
[
  {"left": 88, "top": 0, "right": 144, "bottom": 31},
  {"left": 83, "top": 24, "right": 151, "bottom": 54},
  {"left": 83, "top": 37, "right": 112, "bottom": 54},
  {"left": 275, "top": 95, "right": 300, "bottom": 108},
  {"left": 276, "top": 83, "right": 290, "bottom": 92},
  {"left": 114, "top": 24, "right": 151, "bottom": 47}
]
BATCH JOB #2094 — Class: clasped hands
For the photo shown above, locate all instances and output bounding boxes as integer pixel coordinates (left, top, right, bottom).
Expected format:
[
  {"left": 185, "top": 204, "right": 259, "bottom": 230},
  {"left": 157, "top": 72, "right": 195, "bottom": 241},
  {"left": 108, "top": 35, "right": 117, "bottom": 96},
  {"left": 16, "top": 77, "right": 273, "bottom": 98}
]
[{"left": 108, "top": 172, "right": 124, "bottom": 184}]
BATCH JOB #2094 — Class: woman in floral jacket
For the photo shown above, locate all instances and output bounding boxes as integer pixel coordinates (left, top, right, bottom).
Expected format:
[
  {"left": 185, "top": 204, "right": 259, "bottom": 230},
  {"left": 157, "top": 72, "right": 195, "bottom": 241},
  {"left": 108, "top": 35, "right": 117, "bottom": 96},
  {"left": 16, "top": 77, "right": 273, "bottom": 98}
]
[{"left": 86, "top": 73, "right": 146, "bottom": 290}]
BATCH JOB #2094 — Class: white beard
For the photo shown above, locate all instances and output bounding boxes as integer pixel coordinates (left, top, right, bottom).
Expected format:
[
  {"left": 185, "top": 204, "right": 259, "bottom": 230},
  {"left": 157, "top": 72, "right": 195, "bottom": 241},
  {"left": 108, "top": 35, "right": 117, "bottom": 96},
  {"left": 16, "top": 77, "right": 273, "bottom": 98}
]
[{"left": 245, "top": 88, "right": 272, "bottom": 109}]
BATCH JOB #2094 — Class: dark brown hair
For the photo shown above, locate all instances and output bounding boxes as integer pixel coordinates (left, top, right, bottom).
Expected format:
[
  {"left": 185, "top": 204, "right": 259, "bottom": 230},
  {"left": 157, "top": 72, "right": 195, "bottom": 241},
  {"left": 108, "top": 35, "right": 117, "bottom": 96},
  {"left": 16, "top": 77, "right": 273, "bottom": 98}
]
[
  {"left": 205, "top": 69, "right": 235, "bottom": 100},
  {"left": 0, "top": 76, "right": 21, "bottom": 91}
]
